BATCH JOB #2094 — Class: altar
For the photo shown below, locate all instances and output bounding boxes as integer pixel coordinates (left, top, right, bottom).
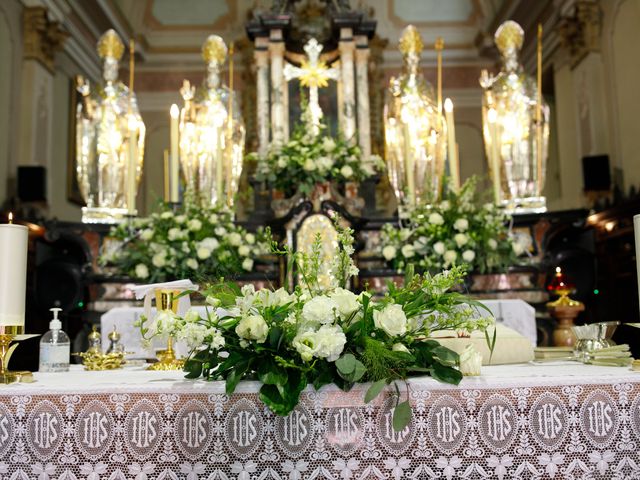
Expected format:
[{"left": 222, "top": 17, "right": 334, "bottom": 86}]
[{"left": 1, "top": 363, "right": 639, "bottom": 479}]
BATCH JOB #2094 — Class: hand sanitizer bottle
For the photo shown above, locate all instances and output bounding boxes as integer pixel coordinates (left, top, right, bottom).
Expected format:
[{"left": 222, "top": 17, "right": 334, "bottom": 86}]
[{"left": 39, "top": 307, "right": 70, "bottom": 372}]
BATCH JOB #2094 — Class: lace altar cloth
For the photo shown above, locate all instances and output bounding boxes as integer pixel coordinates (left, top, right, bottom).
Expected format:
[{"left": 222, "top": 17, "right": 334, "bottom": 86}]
[{"left": 1, "top": 363, "right": 640, "bottom": 479}]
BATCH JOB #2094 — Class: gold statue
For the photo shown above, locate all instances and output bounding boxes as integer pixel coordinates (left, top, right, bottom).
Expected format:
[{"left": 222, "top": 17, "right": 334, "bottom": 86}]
[
  {"left": 480, "top": 21, "right": 549, "bottom": 213},
  {"left": 384, "top": 26, "right": 447, "bottom": 208},
  {"left": 178, "top": 35, "right": 245, "bottom": 208},
  {"left": 76, "top": 29, "right": 145, "bottom": 223}
]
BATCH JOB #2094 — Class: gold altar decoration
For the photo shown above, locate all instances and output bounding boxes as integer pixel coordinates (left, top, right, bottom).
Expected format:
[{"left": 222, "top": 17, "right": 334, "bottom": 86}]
[
  {"left": 74, "top": 325, "right": 126, "bottom": 370},
  {"left": 76, "top": 29, "right": 145, "bottom": 223},
  {"left": 0, "top": 327, "right": 37, "bottom": 384},
  {"left": 480, "top": 21, "right": 549, "bottom": 213},
  {"left": 178, "top": 35, "right": 245, "bottom": 208},
  {"left": 384, "top": 26, "right": 447, "bottom": 209},
  {"left": 148, "top": 289, "right": 184, "bottom": 371}
]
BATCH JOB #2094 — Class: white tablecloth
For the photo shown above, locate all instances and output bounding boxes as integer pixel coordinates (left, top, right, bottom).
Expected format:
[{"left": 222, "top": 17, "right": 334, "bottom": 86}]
[
  {"left": 1, "top": 363, "right": 639, "bottom": 479},
  {"left": 101, "top": 299, "right": 537, "bottom": 359}
]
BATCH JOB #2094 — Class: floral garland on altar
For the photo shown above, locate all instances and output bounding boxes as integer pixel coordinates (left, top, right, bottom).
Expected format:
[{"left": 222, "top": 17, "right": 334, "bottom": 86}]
[
  {"left": 381, "top": 177, "right": 527, "bottom": 274},
  {"left": 251, "top": 110, "right": 384, "bottom": 197},
  {"left": 101, "top": 200, "right": 268, "bottom": 282},
  {"left": 141, "top": 219, "right": 494, "bottom": 430}
]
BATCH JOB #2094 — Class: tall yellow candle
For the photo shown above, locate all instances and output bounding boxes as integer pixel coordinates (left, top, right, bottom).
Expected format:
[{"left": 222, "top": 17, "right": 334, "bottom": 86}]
[
  {"left": 444, "top": 98, "right": 460, "bottom": 191},
  {"left": 163, "top": 149, "right": 170, "bottom": 202},
  {"left": 0, "top": 213, "right": 28, "bottom": 331},
  {"left": 170, "top": 104, "right": 180, "bottom": 203},
  {"left": 126, "top": 116, "right": 138, "bottom": 215}
]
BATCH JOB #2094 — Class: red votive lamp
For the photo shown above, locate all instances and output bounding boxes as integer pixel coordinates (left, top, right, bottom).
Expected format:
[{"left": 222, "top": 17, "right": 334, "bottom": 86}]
[{"left": 547, "top": 267, "right": 574, "bottom": 297}]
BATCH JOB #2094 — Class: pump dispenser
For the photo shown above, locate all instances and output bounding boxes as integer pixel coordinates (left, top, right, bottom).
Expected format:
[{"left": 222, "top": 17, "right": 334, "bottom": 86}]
[{"left": 39, "top": 307, "right": 70, "bottom": 372}]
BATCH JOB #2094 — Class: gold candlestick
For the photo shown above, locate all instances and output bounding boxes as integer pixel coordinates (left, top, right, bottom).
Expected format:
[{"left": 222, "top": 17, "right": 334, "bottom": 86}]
[
  {"left": 148, "top": 289, "right": 184, "bottom": 371},
  {"left": 0, "top": 327, "right": 38, "bottom": 384}
]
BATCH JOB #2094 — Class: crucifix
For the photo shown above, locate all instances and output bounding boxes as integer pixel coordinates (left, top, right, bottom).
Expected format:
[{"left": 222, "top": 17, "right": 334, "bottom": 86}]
[{"left": 284, "top": 38, "right": 340, "bottom": 137}]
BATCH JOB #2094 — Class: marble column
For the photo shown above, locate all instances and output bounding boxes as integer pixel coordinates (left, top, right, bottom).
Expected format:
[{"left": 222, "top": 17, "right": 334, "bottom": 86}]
[
  {"left": 355, "top": 35, "right": 371, "bottom": 158},
  {"left": 269, "top": 30, "right": 286, "bottom": 145},
  {"left": 339, "top": 28, "right": 356, "bottom": 142},
  {"left": 254, "top": 37, "right": 270, "bottom": 155}
]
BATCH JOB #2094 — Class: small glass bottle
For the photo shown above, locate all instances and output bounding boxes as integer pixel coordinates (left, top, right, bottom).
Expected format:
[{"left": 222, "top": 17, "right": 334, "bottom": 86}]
[{"left": 39, "top": 307, "right": 70, "bottom": 372}]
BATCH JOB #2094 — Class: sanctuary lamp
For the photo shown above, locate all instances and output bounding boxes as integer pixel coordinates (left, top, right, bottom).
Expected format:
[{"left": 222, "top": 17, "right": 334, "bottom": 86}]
[
  {"left": 480, "top": 21, "right": 549, "bottom": 213},
  {"left": 177, "top": 35, "right": 245, "bottom": 208},
  {"left": 384, "top": 26, "right": 447, "bottom": 209},
  {"left": 76, "top": 29, "right": 145, "bottom": 223}
]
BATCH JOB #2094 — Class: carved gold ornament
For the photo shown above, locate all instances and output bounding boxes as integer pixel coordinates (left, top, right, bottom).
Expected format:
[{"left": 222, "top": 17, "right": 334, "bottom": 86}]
[
  {"left": 97, "top": 29, "right": 125, "bottom": 60},
  {"left": 494, "top": 20, "right": 524, "bottom": 55}
]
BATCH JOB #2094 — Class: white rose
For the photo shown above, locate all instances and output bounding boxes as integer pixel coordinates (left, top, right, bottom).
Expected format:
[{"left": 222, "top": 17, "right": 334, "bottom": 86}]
[
  {"left": 168, "top": 228, "right": 182, "bottom": 241},
  {"left": 245, "top": 233, "right": 256, "bottom": 245},
  {"left": 454, "top": 233, "right": 468, "bottom": 247},
  {"left": 433, "top": 241, "right": 446, "bottom": 255},
  {"left": 235, "top": 314, "right": 269, "bottom": 343},
  {"left": 303, "top": 158, "right": 316, "bottom": 171},
  {"left": 454, "top": 218, "right": 469, "bottom": 232},
  {"left": 197, "top": 247, "right": 211, "bottom": 260},
  {"left": 488, "top": 238, "right": 498, "bottom": 250},
  {"left": 401, "top": 244, "right": 415, "bottom": 258},
  {"left": 340, "top": 165, "right": 354, "bottom": 178},
  {"left": 200, "top": 237, "right": 220, "bottom": 250},
  {"left": 228, "top": 232, "right": 242, "bottom": 246},
  {"left": 382, "top": 245, "right": 397, "bottom": 261},
  {"left": 242, "top": 258, "right": 254, "bottom": 271},
  {"left": 135, "top": 264, "right": 149, "bottom": 279},
  {"left": 293, "top": 330, "right": 317, "bottom": 362},
  {"left": 302, "top": 295, "right": 338, "bottom": 325},
  {"left": 186, "top": 258, "right": 199, "bottom": 270},
  {"left": 140, "top": 229, "right": 154, "bottom": 241},
  {"left": 330, "top": 288, "right": 360, "bottom": 318},
  {"left": 373, "top": 304, "right": 407, "bottom": 337},
  {"left": 444, "top": 250, "right": 457, "bottom": 265},
  {"left": 160, "top": 211, "right": 173, "bottom": 219},
  {"left": 392, "top": 343, "right": 410, "bottom": 354},
  {"left": 313, "top": 324, "right": 347, "bottom": 362},
  {"left": 187, "top": 219, "right": 202, "bottom": 231},
  {"left": 175, "top": 215, "right": 186, "bottom": 224},
  {"left": 238, "top": 245, "right": 251, "bottom": 257},
  {"left": 462, "top": 250, "right": 476, "bottom": 262},
  {"left": 215, "top": 227, "right": 227, "bottom": 236},
  {"left": 152, "top": 253, "right": 166, "bottom": 268},
  {"left": 428, "top": 212, "right": 444, "bottom": 225}
]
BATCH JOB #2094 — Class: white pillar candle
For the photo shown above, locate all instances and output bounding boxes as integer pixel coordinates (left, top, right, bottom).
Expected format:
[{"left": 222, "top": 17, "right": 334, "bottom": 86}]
[
  {"left": 0, "top": 214, "right": 28, "bottom": 330},
  {"left": 635, "top": 214, "right": 640, "bottom": 315},
  {"left": 444, "top": 98, "right": 460, "bottom": 191},
  {"left": 488, "top": 108, "right": 501, "bottom": 205},
  {"left": 339, "top": 28, "right": 357, "bottom": 142},
  {"left": 126, "top": 116, "right": 138, "bottom": 215},
  {"left": 355, "top": 38, "right": 371, "bottom": 157},
  {"left": 170, "top": 104, "right": 180, "bottom": 203}
]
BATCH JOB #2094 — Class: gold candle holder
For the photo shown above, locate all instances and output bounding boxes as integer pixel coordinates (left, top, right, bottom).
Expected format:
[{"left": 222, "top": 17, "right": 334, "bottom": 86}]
[
  {"left": 0, "top": 326, "right": 38, "bottom": 384},
  {"left": 148, "top": 289, "right": 185, "bottom": 371}
]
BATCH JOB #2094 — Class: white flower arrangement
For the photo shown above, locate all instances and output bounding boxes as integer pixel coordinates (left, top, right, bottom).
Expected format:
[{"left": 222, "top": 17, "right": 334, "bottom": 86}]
[
  {"left": 102, "top": 200, "right": 268, "bottom": 282},
  {"left": 381, "top": 177, "right": 522, "bottom": 274},
  {"left": 141, "top": 218, "right": 495, "bottom": 431}
]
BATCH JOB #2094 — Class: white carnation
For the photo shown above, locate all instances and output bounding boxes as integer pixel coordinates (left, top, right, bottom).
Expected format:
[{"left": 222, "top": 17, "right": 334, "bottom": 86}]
[
  {"left": 428, "top": 212, "right": 445, "bottom": 225},
  {"left": 245, "top": 233, "right": 256, "bottom": 245},
  {"left": 197, "top": 247, "right": 211, "bottom": 260},
  {"left": 200, "top": 237, "right": 220, "bottom": 250},
  {"left": 373, "top": 303, "right": 408, "bottom": 337},
  {"left": 168, "top": 228, "right": 182, "bottom": 241},
  {"left": 382, "top": 245, "right": 397, "bottom": 261},
  {"left": 401, "top": 244, "right": 415, "bottom": 258},
  {"left": 140, "top": 229, "right": 154, "bottom": 241},
  {"left": 175, "top": 215, "right": 186, "bottom": 224},
  {"left": 303, "top": 158, "right": 316, "bottom": 171},
  {"left": 433, "top": 241, "right": 446, "bottom": 255},
  {"left": 302, "top": 295, "right": 338, "bottom": 325},
  {"left": 462, "top": 250, "right": 476, "bottom": 262},
  {"left": 340, "top": 165, "right": 354, "bottom": 178},
  {"left": 454, "top": 218, "right": 469, "bottom": 232},
  {"left": 235, "top": 314, "right": 269, "bottom": 343},
  {"left": 454, "top": 233, "right": 468, "bottom": 247},
  {"left": 135, "top": 264, "right": 149, "bottom": 279},
  {"left": 215, "top": 227, "right": 227, "bottom": 236},
  {"left": 488, "top": 238, "right": 498, "bottom": 250},
  {"left": 208, "top": 214, "right": 219, "bottom": 223},
  {"left": 440, "top": 200, "right": 451, "bottom": 211},
  {"left": 160, "top": 211, "right": 173, "bottom": 219},
  {"left": 238, "top": 245, "right": 251, "bottom": 257},
  {"left": 313, "top": 324, "right": 347, "bottom": 362},
  {"left": 322, "top": 137, "right": 336, "bottom": 152},
  {"left": 152, "top": 253, "right": 166, "bottom": 268}
]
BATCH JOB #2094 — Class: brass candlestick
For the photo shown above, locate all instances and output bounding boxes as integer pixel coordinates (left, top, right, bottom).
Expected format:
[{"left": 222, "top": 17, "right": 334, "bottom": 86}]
[
  {"left": 148, "top": 289, "right": 184, "bottom": 371},
  {"left": 0, "top": 326, "right": 38, "bottom": 384},
  {"left": 548, "top": 288, "right": 584, "bottom": 347}
]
